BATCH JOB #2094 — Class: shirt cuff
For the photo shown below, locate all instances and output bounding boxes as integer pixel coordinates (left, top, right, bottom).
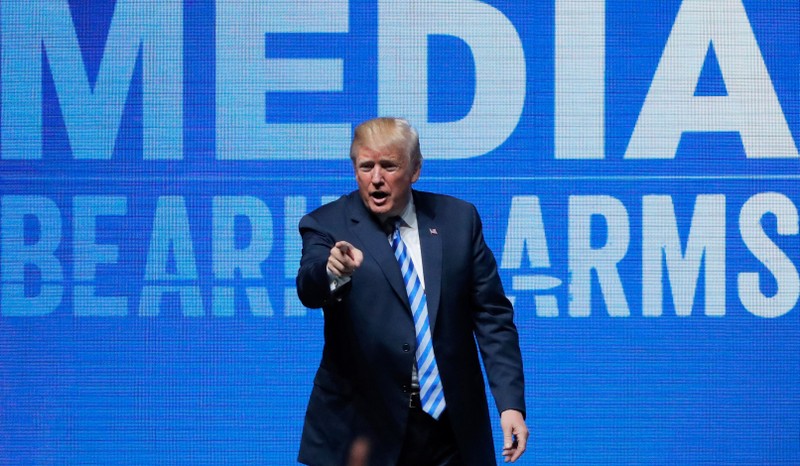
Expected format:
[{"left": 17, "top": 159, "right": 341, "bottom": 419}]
[{"left": 327, "top": 267, "right": 351, "bottom": 292}]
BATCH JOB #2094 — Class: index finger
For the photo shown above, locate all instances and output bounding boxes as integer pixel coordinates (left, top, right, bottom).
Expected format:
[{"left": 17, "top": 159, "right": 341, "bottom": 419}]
[
  {"left": 511, "top": 433, "right": 527, "bottom": 462},
  {"left": 334, "top": 241, "right": 352, "bottom": 253}
]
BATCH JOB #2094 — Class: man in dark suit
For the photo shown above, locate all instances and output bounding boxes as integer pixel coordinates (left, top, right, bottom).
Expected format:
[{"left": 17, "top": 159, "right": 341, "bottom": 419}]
[{"left": 296, "top": 117, "right": 528, "bottom": 465}]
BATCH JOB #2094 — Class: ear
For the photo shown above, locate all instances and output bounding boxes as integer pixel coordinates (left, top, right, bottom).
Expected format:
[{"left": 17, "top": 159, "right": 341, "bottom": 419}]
[{"left": 411, "top": 161, "right": 421, "bottom": 183}]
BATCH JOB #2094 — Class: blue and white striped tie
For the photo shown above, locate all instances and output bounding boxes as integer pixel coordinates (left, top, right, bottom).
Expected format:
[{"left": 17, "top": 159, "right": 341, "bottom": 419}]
[{"left": 391, "top": 220, "right": 446, "bottom": 419}]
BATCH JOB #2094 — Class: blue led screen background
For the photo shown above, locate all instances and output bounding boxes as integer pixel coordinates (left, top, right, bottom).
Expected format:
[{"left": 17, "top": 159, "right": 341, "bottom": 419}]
[{"left": 1, "top": 1, "right": 799, "bottom": 464}]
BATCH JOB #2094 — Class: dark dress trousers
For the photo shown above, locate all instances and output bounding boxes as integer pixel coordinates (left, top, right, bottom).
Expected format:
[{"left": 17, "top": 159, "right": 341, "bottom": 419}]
[{"left": 296, "top": 190, "right": 525, "bottom": 466}]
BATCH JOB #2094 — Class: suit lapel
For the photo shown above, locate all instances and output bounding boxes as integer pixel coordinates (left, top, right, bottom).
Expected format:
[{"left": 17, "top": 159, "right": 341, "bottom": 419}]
[
  {"left": 346, "top": 194, "right": 409, "bottom": 306},
  {"left": 414, "top": 192, "right": 442, "bottom": 334}
]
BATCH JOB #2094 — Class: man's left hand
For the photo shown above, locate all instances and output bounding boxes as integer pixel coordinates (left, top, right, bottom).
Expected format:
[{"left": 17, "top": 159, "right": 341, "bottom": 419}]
[{"left": 500, "top": 409, "right": 528, "bottom": 463}]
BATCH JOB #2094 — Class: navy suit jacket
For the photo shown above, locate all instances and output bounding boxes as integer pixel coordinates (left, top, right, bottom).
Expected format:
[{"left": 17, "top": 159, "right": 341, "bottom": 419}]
[{"left": 296, "top": 190, "right": 525, "bottom": 466}]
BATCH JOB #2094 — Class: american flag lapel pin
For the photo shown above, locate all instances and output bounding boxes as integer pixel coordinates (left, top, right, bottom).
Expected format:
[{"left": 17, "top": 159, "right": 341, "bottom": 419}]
[{"left": 429, "top": 228, "right": 438, "bottom": 235}]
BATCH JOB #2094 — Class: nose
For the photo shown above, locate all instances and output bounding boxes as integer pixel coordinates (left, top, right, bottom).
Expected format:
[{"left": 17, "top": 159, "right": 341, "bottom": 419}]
[{"left": 370, "top": 166, "right": 384, "bottom": 184}]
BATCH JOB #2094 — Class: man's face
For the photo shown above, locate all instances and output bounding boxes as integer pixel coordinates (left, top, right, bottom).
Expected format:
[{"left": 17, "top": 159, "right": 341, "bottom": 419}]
[{"left": 354, "top": 143, "right": 420, "bottom": 221}]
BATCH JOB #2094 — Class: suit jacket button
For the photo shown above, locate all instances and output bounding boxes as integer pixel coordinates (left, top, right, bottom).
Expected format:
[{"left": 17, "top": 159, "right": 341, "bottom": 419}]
[
  {"left": 402, "top": 384, "right": 409, "bottom": 393},
  {"left": 402, "top": 343, "right": 410, "bottom": 352}
]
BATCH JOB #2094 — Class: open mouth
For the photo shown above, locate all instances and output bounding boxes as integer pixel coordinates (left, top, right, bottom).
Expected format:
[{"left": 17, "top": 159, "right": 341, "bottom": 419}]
[{"left": 371, "top": 191, "right": 389, "bottom": 200}]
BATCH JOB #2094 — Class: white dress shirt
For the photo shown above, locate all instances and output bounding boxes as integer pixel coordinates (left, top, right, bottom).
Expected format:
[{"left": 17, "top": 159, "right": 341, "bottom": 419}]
[{"left": 393, "top": 198, "right": 425, "bottom": 288}]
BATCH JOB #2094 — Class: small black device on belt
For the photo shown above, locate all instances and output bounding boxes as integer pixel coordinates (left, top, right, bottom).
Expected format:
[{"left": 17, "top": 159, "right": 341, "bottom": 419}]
[{"left": 409, "top": 391, "right": 421, "bottom": 409}]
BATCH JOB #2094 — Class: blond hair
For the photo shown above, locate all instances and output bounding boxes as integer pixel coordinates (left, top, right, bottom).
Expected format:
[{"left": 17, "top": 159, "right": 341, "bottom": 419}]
[{"left": 350, "top": 117, "right": 422, "bottom": 169}]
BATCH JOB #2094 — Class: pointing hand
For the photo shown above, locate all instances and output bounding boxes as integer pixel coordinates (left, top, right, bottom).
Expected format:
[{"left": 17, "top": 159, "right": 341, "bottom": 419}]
[{"left": 328, "top": 241, "right": 364, "bottom": 278}]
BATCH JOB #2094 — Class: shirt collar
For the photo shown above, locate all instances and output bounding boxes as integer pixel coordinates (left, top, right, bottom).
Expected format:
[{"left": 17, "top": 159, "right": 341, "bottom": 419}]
[{"left": 397, "top": 194, "right": 418, "bottom": 231}]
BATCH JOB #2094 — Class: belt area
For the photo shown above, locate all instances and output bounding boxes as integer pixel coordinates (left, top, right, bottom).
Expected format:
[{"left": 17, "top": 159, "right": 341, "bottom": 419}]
[{"left": 409, "top": 391, "right": 421, "bottom": 409}]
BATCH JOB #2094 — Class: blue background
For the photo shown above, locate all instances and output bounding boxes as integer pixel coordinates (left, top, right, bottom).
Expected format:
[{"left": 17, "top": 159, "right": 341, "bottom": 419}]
[{"left": 1, "top": 1, "right": 799, "bottom": 464}]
